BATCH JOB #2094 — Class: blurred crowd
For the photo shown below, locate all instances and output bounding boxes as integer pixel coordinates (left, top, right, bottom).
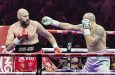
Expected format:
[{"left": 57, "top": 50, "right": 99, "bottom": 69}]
[
  {"left": 51, "top": 57, "right": 115, "bottom": 71},
  {"left": 0, "top": 0, "right": 115, "bottom": 71}
]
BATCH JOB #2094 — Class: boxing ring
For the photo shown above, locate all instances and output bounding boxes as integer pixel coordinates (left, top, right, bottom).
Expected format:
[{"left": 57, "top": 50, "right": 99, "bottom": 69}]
[
  {"left": 0, "top": 52, "right": 115, "bottom": 75},
  {"left": 0, "top": 26, "right": 115, "bottom": 75}
]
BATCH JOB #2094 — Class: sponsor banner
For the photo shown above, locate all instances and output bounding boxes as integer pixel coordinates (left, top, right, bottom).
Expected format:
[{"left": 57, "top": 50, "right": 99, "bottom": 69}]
[{"left": 0, "top": 26, "right": 13, "bottom": 72}]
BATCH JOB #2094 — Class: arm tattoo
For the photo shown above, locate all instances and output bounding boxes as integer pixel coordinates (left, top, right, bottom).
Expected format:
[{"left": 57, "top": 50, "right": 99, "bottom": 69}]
[{"left": 92, "top": 26, "right": 104, "bottom": 45}]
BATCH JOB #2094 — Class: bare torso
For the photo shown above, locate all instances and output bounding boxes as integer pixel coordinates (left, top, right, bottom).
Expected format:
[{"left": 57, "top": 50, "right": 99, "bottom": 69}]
[
  {"left": 58, "top": 22, "right": 106, "bottom": 52},
  {"left": 80, "top": 25, "right": 106, "bottom": 52},
  {"left": 6, "top": 20, "right": 40, "bottom": 46}
]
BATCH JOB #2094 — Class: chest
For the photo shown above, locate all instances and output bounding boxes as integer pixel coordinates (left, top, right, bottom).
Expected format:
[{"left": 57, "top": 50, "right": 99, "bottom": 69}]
[{"left": 14, "top": 24, "right": 37, "bottom": 38}]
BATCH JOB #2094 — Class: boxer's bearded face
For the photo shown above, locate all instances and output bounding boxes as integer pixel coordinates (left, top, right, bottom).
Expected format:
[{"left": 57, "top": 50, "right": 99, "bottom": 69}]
[{"left": 20, "top": 15, "right": 30, "bottom": 28}]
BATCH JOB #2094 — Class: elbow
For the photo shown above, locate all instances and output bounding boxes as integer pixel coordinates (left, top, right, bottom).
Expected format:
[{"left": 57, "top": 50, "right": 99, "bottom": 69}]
[
  {"left": 5, "top": 43, "right": 10, "bottom": 48},
  {"left": 5, "top": 44, "right": 11, "bottom": 51}
]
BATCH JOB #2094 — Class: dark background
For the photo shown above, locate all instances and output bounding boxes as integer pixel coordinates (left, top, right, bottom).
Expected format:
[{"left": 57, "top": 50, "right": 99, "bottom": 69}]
[{"left": 0, "top": 0, "right": 115, "bottom": 48}]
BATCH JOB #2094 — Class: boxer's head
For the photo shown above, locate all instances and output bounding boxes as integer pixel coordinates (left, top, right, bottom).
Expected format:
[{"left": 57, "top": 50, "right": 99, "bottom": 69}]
[
  {"left": 17, "top": 8, "right": 30, "bottom": 27},
  {"left": 83, "top": 12, "right": 96, "bottom": 22}
]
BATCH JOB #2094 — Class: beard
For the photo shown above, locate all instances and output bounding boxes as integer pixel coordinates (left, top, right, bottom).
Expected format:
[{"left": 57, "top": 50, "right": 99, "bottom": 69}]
[{"left": 20, "top": 19, "right": 30, "bottom": 28}]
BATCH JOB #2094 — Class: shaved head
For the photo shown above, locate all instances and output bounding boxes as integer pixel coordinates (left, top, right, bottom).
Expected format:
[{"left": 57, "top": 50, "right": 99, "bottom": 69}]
[
  {"left": 17, "top": 8, "right": 29, "bottom": 19},
  {"left": 83, "top": 12, "right": 96, "bottom": 22}
]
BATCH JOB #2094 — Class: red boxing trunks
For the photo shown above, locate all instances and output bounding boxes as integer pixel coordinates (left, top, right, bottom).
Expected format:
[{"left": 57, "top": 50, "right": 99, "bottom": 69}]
[{"left": 14, "top": 42, "right": 41, "bottom": 72}]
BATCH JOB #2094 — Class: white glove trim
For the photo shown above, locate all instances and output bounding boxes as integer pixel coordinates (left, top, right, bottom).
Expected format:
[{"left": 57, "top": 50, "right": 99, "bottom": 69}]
[
  {"left": 52, "top": 20, "right": 60, "bottom": 27},
  {"left": 83, "top": 29, "right": 91, "bottom": 36},
  {"left": 13, "top": 37, "right": 20, "bottom": 45}
]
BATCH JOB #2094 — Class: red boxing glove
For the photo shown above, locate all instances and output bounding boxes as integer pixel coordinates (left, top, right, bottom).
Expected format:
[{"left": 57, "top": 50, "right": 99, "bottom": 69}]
[
  {"left": 54, "top": 47, "right": 62, "bottom": 53},
  {"left": 54, "top": 47, "right": 62, "bottom": 60},
  {"left": 17, "top": 28, "right": 28, "bottom": 39},
  {"left": 14, "top": 28, "right": 28, "bottom": 45}
]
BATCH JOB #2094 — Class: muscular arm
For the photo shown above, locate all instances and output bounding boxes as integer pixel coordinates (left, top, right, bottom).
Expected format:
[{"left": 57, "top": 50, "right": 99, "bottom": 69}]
[
  {"left": 36, "top": 21, "right": 58, "bottom": 48},
  {"left": 58, "top": 22, "right": 82, "bottom": 30},
  {"left": 85, "top": 26, "right": 105, "bottom": 46},
  {"left": 42, "top": 16, "right": 82, "bottom": 30},
  {"left": 5, "top": 26, "right": 16, "bottom": 51}
]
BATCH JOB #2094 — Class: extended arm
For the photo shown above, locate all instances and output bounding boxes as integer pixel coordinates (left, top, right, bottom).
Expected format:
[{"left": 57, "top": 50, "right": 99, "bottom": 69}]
[
  {"left": 41, "top": 16, "right": 82, "bottom": 30},
  {"left": 36, "top": 21, "right": 59, "bottom": 48}
]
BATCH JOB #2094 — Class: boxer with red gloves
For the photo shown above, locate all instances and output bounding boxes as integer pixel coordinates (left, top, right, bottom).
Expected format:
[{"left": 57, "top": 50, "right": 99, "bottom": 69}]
[{"left": 5, "top": 8, "right": 61, "bottom": 72}]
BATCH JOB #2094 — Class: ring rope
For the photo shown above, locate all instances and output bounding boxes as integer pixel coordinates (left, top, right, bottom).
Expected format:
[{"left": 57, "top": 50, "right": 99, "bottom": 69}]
[
  {"left": 0, "top": 53, "right": 115, "bottom": 57},
  {"left": 0, "top": 72, "right": 115, "bottom": 75},
  {"left": 42, "top": 48, "right": 115, "bottom": 53},
  {"left": 1, "top": 46, "right": 115, "bottom": 53},
  {"left": 47, "top": 29, "right": 115, "bottom": 35},
  {"left": 0, "top": 72, "right": 36, "bottom": 74},
  {"left": 42, "top": 72, "right": 115, "bottom": 74}
]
